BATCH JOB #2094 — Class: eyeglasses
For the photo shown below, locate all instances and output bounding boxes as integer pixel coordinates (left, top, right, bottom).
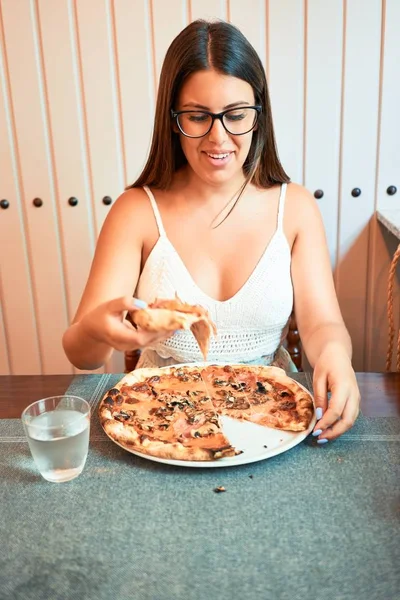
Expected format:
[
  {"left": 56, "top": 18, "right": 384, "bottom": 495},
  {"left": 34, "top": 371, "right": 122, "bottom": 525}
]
[{"left": 171, "top": 105, "right": 262, "bottom": 138}]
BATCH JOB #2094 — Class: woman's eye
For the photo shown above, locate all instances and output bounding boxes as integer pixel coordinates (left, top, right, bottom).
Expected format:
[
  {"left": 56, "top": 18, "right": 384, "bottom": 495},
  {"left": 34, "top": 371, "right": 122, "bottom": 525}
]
[
  {"left": 225, "top": 112, "right": 246, "bottom": 121},
  {"left": 188, "top": 114, "right": 208, "bottom": 122}
]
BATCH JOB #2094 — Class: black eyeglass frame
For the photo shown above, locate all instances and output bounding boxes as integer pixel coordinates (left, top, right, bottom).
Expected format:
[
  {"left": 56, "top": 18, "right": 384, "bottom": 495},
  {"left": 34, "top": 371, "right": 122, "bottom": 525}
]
[{"left": 170, "top": 105, "right": 262, "bottom": 138}]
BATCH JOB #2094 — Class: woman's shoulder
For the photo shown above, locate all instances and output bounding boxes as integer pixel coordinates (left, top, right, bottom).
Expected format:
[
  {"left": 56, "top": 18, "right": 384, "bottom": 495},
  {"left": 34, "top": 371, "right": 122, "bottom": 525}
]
[
  {"left": 113, "top": 185, "right": 152, "bottom": 211},
  {"left": 279, "top": 182, "right": 324, "bottom": 243},
  {"left": 98, "top": 186, "right": 158, "bottom": 243},
  {"left": 283, "top": 181, "right": 326, "bottom": 245},
  {"left": 285, "top": 181, "right": 314, "bottom": 204},
  {"left": 104, "top": 185, "right": 161, "bottom": 225},
  {"left": 285, "top": 182, "right": 322, "bottom": 220}
]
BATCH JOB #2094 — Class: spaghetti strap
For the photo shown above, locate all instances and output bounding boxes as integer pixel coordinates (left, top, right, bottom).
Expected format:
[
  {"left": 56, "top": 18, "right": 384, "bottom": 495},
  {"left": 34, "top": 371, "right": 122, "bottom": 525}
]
[
  {"left": 143, "top": 185, "right": 166, "bottom": 237},
  {"left": 277, "top": 183, "right": 288, "bottom": 231}
]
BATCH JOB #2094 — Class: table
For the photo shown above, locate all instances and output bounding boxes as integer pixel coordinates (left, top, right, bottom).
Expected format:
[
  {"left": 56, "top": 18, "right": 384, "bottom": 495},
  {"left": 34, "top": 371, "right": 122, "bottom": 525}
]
[{"left": 0, "top": 372, "right": 399, "bottom": 600}]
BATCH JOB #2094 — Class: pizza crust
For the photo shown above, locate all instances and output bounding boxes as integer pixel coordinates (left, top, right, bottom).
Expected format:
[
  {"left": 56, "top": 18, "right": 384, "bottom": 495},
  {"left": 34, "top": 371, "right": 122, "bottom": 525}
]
[
  {"left": 250, "top": 365, "right": 314, "bottom": 431},
  {"left": 102, "top": 419, "right": 236, "bottom": 461},
  {"left": 132, "top": 308, "right": 199, "bottom": 332}
]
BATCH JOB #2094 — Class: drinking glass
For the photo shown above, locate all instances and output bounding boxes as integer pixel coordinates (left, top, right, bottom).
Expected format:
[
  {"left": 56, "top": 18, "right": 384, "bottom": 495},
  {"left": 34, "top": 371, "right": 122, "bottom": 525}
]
[{"left": 21, "top": 395, "right": 90, "bottom": 483}]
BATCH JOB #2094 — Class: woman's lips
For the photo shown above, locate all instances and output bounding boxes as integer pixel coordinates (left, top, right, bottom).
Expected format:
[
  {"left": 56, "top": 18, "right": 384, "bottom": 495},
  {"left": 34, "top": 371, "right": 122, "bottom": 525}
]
[{"left": 202, "top": 151, "right": 233, "bottom": 167}]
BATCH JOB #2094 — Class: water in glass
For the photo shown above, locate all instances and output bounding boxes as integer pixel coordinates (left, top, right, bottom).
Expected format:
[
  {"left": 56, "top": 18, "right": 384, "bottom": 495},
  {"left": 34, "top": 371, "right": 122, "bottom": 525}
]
[
  {"left": 22, "top": 396, "right": 90, "bottom": 483},
  {"left": 27, "top": 410, "right": 89, "bottom": 482}
]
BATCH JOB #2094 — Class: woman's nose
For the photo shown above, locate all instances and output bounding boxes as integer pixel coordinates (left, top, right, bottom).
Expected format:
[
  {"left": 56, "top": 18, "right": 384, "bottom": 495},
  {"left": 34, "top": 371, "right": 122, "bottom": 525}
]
[{"left": 207, "top": 118, "right": 229, "bottom": 144}]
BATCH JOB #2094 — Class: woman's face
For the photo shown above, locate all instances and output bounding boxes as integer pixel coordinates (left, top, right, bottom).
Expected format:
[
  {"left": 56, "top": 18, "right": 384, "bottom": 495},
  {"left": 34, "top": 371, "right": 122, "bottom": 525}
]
[{"left": 175, "top": 69, "right": 256, "bottom": 187}]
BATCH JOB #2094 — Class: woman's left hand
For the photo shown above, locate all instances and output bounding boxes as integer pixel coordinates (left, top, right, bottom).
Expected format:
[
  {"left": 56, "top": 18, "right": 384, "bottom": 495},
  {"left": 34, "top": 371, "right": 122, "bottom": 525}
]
[{"left": 311, "top": 345, "right": 360, "bottom": 443}]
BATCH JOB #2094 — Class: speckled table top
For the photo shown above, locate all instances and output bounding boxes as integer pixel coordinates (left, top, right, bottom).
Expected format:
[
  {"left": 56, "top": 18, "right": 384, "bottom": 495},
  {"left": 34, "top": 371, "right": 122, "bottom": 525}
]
[
  {"left": 377, "top": 209, "right": 400, "bottom": 240},
  {"left": 1, "top": 373, "right": 399, "bottom": 600}
]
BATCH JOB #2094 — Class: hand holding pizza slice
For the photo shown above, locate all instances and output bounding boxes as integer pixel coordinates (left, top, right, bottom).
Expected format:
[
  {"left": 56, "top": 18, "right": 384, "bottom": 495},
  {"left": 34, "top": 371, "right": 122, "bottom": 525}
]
[{"left": 130, "top": 295, "right": 217, "bottom": 360}]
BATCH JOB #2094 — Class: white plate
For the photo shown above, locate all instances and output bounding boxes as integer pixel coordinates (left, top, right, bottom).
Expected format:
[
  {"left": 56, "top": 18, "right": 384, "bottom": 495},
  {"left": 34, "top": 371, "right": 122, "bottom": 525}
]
[{"left": 105, "top": 363, "right": 316, "bottom": 468}]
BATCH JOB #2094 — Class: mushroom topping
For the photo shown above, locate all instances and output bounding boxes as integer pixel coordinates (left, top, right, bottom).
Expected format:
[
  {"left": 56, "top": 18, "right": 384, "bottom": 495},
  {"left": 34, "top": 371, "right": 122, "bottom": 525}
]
[
  {"left": 256, "top": 381, "right": 267, "bottom": 395},
  {"left": 213, "top": 379, "right": 229, "bottom": 386}
]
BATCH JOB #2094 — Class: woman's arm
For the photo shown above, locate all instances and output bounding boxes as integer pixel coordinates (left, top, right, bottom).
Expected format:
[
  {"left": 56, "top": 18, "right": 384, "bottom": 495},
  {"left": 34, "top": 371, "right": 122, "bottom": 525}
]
[
  {"left": 289, "top": 185, "right": 351, "bottom": 367},
  {"left": 62, "top": 188, "right": 169, "bottom": 370},
  {"left": 288, "top": 184, "right": 360, "bottom": 441}
]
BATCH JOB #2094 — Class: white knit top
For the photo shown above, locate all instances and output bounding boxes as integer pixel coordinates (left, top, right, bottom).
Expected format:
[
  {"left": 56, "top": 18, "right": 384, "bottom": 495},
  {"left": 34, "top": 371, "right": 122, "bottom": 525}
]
[{"left": 135, "top": 184, "right": 293, "bottom": 368}]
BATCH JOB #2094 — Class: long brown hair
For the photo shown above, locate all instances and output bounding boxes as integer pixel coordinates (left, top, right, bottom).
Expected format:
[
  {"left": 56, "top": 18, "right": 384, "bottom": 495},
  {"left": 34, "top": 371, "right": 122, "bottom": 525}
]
[{"left": 128, "top": 19, "right": 290, "bottom": 190}]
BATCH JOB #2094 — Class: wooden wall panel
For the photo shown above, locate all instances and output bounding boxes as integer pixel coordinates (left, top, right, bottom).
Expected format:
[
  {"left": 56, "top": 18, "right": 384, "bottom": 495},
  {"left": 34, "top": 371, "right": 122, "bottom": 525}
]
[
  {"left": 37, "top": 0, "right": 107, "bottom": 375},
  {"left": 268, "top": 0, "right": 304, "bottom": 184},
  {"left": 304, "top": 0, "right": 343, "bottom": 267},
  {"left": 1, "top": 0, "right": 71, "bottom": 374},
  {"left": 0, "top": 6, "right": 41, "bottom": 375},
  {"left": 113, "top": 0, "right": 155, "bottom": 185},
  {"left": 229, "top": 0, "right": 266, "bottom": 70},
  {"left": 37, "top": 0, "right": 95, "bottom": 323},
  {"left": 151, "top": 0, "right": 188, "bottom": 83},
  {"left": 336, "top": 0, "right": 382, "bottom": 371},
  {"left": 190, "top": 0, "right": 226, "bottom": 21},
  {"left": 376, "top": 0, "right": 400, "bottom": 212},
  {"left": 74, "top": 0, "right": 124, "bottom": 235}
]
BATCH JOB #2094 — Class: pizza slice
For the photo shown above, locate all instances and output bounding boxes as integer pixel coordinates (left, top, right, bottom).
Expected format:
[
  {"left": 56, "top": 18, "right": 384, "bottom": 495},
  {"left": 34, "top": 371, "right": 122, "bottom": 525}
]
[
  {"left": 131, "top": 295, "right": 217, "bottom": 359},
  {"left": 234, "top": 365, "right": 314, "bottom": 431},
  {"left": 201, "top": 364, "right": 313, "bottom": 432}
]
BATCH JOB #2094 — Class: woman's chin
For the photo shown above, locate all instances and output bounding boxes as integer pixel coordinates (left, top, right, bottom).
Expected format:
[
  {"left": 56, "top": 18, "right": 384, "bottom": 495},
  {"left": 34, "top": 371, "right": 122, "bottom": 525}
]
[{"left": 196, "top": 165, "right": 243, "bottom": 187}]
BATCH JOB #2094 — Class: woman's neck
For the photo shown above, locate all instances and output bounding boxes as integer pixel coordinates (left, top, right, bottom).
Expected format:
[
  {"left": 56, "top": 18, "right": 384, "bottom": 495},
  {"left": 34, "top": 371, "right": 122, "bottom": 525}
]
[{"left": 174, "top": 166, "right": 249, "bottom": 206}]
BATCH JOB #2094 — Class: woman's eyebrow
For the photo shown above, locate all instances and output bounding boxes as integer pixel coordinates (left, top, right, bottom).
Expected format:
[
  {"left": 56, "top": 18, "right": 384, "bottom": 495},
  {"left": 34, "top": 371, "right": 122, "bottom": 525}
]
[{"left": 181, "top": 101, "right": 251, "bottom": 109}]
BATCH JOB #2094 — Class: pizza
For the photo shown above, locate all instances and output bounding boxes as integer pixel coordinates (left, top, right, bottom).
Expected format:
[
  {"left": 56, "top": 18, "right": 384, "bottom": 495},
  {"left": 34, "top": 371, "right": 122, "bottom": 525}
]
[
  {"left": 99, "top": 364, "right": 314, "bottom": 461},
  {"left": 131, "top": 295, "right": 217, "bottom": 360}
]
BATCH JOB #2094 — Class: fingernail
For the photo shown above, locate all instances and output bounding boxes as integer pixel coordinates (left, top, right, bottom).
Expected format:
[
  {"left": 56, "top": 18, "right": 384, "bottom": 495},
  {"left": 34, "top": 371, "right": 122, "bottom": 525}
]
[
  {"left": 315, "top": 407, "right": 323, "bottom": 420},
  {"left": 312, "top": 429, "right": 323, "bottom": 437},
  {"left": 133, "top": 299, "right": 147, "bottom": 309},
  {"left": 317, "top": 438, "right": 329, "bottom": 445}
]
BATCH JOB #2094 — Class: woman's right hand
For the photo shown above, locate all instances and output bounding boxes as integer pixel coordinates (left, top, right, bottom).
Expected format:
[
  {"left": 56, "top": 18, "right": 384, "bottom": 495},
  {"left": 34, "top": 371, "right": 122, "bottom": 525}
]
[{"left": 77, "top": 296, "right": 173, "bottom": 353}]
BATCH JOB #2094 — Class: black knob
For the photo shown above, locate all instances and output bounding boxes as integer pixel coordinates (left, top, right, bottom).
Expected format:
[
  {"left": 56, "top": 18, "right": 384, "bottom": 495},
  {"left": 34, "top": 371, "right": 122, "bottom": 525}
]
[
  {"left": 0, "top": 199, "right": 9, "bottom": 209},
  {"left": 351, "top": 188, "right": 361, "bottom": 198},
  {"left": 68, "top": 196, "right": 78, "bottom": 207},
  {"left": 102, "top": 196, "right": 112, "bottom": 206},
  {"left": 33, "top": 197, "right": 43, "bottom": 207},
  {"left": 314, "top": 189, "right": 324, "bottom": 199},
  {"left": 387, "top": 185, "right": 397, "bottom": 196}
]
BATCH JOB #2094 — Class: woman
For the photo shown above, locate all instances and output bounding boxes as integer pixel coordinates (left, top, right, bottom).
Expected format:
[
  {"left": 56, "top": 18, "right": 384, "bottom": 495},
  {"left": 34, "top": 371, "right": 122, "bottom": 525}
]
[{"left": 63, "top": 20, "right": 360, "bottom": 442}]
